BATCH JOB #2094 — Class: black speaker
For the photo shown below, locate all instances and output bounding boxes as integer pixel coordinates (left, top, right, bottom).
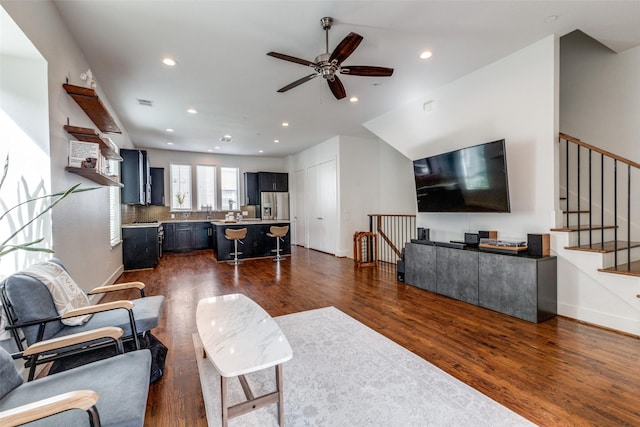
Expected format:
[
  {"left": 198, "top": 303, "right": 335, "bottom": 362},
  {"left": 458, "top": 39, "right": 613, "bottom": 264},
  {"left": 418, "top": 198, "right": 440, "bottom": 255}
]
[
  {"left": 417, "top": 228, "right": 430, "bottom": 241},
  {"left": 478, "top": 230, "right": 498, "bottom": 240},
  {"left": 464, "top": 233, "right": 479, "bottom": 246},
  {"left": 527, "top": 233, "right": 550, "bottom": 257}
]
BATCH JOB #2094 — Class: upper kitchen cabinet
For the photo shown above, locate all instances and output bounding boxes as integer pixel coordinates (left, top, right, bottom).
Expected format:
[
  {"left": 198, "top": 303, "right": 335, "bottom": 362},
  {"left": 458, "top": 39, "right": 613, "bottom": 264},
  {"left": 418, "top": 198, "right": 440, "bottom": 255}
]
[
  {"left": 121, "top": 148, "right": 150, "bottom": 205},
  {"left": 258, "top": 172, "right": 288, "bottom": 192},
  {"left": 150, "top": 167, "right": 165, "bottom": 206},
  {"left": 244, "top": 172, "right": 260, "bottom": 205}
]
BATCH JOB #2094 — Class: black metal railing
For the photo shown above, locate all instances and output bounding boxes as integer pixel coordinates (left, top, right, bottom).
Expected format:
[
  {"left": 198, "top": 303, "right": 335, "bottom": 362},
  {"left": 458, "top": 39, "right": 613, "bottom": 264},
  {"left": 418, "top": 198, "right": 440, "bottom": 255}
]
[
  {"left": 368, "top": 214, "right": 416, "bottom": 269},
  {"left": 559, "top": 133, "right": 639, "bottom": 271}
]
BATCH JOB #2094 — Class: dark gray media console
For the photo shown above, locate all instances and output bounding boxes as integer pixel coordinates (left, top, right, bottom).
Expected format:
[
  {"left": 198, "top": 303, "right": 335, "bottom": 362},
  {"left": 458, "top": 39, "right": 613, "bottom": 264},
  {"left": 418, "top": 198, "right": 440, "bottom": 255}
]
[{"left": 404, "top": 241, "right": 557, "bottom": 323}]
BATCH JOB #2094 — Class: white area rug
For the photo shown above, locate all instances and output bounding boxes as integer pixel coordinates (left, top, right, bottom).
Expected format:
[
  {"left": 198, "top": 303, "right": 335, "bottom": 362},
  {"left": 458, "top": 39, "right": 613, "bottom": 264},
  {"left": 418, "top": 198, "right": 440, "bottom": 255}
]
[{"left": 193, "top": 306, "right": 535, "bottom": 427}]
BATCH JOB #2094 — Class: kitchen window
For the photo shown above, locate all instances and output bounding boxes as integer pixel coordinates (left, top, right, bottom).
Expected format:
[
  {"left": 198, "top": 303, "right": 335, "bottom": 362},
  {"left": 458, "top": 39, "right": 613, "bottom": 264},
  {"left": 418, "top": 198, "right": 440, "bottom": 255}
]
[
  {"left": 109, "top": 184, "right": 121, "bottom": 246},
  {"left": 196, "top": 165, "right": 216, "bottom": 211},
  {"left": 220, "top": 166, "right": 239, "bottom": 210},
  {"left": 170, "top": 163, "right": 192, "bottom": 210}
]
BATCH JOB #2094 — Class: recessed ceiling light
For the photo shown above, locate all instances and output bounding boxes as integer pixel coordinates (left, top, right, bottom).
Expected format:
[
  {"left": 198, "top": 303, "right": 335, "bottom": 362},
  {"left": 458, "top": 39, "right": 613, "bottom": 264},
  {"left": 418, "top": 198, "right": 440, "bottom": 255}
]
[
  {"left": 187, "top": 108, "right": 198, "bottom": 114},
  {"left": 167, "top": 142, "right": 174, "bottom": 145},
  {"left": 349, "top": 96, "right": 358, "bottom": 103},
  {"left": 274, "top": 139, "right": 280, "bottom": 143},
  {"left": 282, "top": 122, "right": 289, "bottom": 127},
  {"left": 214, "top": 146, "right": 220, "bottom": 149},
  {"left": 224, "top": 134, "right": 232, "bottom": 139},
  {"left": 545, "top": 15, "right": 558, "bottom": 23},
  {"left": 259, "top": 150, "right": 264, "bottom": 153},
  {"left": 419, "top": 51, "right": 433, "bottom": 60},
  {"left": 162, "top": 57, "right": 177, "bottom": 66},
  {"left": 207, "top": 149, "right": 212, "bottom": 152},
  {"left": 166, "top": 128, "right": 174, "bottom": 132}
]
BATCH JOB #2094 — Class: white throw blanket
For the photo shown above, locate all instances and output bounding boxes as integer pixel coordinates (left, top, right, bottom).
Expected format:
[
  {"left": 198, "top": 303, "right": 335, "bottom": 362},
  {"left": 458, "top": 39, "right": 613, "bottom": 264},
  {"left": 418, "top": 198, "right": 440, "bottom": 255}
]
[{"left": 20, "top": 261, "right": 92, "bottom": 326}]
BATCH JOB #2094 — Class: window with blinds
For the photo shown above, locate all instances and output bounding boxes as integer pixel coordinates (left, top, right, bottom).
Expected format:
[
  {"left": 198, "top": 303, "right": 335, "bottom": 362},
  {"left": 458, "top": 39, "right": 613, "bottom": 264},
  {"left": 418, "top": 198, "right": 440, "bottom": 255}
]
[
  {"left": 196, "top": 165, "right": 216, "bottom": 211},
  {"left": 220, "top": 166, "right": 239, "bottom": 211},
  {"left": 170, "top": 163, "right": 192, "bottom": 210},
  {"left": 109, "top": 184, "right": 121, "bottom": 246}
]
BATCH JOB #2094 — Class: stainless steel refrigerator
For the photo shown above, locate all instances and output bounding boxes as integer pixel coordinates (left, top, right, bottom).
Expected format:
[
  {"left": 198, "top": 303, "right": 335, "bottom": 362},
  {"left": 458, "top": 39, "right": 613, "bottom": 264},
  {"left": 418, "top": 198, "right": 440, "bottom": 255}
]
[{"left": 260, "top": 192, "right": 289, "bottom": 220}]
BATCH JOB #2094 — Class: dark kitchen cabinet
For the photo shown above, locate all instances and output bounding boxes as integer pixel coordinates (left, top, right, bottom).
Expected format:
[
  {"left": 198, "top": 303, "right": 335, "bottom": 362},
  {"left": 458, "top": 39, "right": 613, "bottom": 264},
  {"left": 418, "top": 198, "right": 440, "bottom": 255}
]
[
  {"left": 121, "top": 149, "right": 150, "bottom": 204},
  {"left": 193, "top": 222, "right": 213, "bottom": 250},
  {"left": 162, "top": 223, "right": 175, "bottom": 252},
  {"left": 150, "top": 167, "right": 165, "bottom": 206},
  {"left": 122, "top": 227, "right": 159, "bottom": 270},
  {"left": 163, "top": 222, "right": 213, "bottom": 252},
  {"left": 258, "top": 172, "right": 288, "bottom": 192},
  {"left": 244, "top": 172, "right": 260, "bottom": 205},
  {"left": 175, "top": 223, "right": 194, "bottom": 252}
]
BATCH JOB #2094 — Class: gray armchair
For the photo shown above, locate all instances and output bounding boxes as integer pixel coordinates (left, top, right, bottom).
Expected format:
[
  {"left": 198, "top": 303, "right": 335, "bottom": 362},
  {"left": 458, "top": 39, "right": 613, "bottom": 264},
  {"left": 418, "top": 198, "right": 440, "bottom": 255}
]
[
  {"left": 0, "top": 258, "right": 164, "bottom": 380},
  {"left": 0, "top": 327, "right": 151, "bottom": 426}
]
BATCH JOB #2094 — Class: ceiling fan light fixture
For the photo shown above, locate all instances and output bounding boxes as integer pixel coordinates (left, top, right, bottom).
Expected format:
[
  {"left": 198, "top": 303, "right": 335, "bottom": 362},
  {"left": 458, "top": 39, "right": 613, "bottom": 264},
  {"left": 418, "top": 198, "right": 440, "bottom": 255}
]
[{"left": 266, "top": 17, "right": 393, "bottom": 100}]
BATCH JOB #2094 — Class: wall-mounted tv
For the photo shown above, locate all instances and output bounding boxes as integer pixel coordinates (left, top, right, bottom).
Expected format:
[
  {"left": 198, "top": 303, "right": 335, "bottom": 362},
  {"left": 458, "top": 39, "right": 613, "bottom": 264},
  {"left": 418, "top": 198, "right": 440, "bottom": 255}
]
[{"left": 413, "top": 139, "right": 510, "bottom": 213}]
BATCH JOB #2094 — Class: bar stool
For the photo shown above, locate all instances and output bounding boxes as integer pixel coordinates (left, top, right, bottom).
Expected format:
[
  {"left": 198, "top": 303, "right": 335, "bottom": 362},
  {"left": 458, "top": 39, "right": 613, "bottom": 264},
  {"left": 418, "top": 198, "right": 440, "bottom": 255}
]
[
  {"left": 267, "top": 225, "right": 289, "bottom": 261},
  {"left": 224, "top": 228, "right": 247, "bottom": 265}
]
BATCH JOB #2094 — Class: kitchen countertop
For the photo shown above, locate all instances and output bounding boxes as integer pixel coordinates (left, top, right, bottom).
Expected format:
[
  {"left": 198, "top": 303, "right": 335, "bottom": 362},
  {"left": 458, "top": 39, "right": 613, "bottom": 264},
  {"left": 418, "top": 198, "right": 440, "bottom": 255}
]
[{"left": 123, "top": 219, "right": 291, "bottom": 228}]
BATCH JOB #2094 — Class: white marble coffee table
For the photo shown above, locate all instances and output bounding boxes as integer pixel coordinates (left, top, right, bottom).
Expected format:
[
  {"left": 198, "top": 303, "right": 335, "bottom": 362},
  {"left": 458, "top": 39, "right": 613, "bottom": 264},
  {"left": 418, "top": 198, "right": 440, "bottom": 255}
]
[{"left": 196, "top": 294, "right": 293, "bottom": 426}]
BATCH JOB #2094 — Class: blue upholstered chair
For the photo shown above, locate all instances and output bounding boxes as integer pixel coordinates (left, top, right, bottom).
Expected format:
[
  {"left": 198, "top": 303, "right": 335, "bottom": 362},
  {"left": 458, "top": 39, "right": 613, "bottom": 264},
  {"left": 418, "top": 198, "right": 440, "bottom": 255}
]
[
  {"left": 0, "top": 258, "right": 164, "bottom": 380},
  {"left": 0, "top": 327, "right": 151, "bottom": 427}
]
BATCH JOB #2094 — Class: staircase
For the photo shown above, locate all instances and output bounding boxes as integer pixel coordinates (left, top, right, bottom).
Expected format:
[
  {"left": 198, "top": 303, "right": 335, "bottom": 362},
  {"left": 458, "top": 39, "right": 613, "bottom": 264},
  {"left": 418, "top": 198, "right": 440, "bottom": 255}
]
[{"left": 551, "top": 133, "right": 640, "bottom": 336}]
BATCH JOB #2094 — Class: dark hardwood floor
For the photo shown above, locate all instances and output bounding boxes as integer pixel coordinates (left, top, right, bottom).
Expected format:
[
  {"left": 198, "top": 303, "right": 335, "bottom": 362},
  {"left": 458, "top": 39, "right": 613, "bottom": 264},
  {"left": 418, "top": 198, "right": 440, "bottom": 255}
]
[{"left": 107, "top": 247, "right": 640, "bottom": 426}]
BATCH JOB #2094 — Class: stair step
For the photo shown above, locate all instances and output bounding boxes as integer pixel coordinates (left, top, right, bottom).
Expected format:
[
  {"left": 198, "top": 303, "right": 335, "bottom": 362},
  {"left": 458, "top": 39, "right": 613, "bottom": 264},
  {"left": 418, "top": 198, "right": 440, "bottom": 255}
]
[
  {"left": 551, "top": 224, "right": 617, "bottom": 232},
  {"left": 565, "top": 241, "right": 640, "bottom": 253},
  {"left": 598, "top": 260, "right": 640, "bottom": 277}
]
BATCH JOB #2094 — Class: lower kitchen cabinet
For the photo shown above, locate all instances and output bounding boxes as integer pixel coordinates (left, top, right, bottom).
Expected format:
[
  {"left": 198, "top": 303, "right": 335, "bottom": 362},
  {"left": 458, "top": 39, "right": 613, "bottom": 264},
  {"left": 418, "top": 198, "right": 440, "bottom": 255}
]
[
  {"left": 175, "top": 223, "right": 194, "bottom": 251},
  {"left": 193, "top": 222, "right": 213, "bottom": 249},
  {"left": 162, "top": 223, "right": 175, "bottom": 252},
  {"left": 163, "top": 221, "right": 213, "bottom": 253},
  {"left": 122, "top": 226, "right": 159, "bottom": 270}
]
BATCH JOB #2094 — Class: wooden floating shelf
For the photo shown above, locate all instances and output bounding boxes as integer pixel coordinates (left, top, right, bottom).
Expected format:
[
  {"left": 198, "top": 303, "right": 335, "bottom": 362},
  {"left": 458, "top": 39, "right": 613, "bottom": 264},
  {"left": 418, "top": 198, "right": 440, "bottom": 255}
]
[
  {"left": 64, "top": 125, "right": 122, "bottom": 161},
  {"left": 65, "top": 167, "right": 123, "bottom": 187},
  {"left": 63, "top": 83, "right": 121, "bottom": 134}
]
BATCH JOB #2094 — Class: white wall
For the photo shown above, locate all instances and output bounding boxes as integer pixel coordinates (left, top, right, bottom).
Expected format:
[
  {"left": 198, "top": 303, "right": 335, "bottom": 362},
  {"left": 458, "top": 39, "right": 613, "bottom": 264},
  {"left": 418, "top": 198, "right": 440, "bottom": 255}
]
[
  {"left": 364, "top": 36, "right": 559, "bottom": 242},
  {"left": 560, "top": 30, "right": 640, "bottom": 162},
  {"left": 2, "top": 1, "right": 134, "bottom": 290},
  {"left": 0, "top": 7, "right": 51, "bottom": 279},
  {"left": 289, "top": 134, "right": 414, "bottom": 258}
]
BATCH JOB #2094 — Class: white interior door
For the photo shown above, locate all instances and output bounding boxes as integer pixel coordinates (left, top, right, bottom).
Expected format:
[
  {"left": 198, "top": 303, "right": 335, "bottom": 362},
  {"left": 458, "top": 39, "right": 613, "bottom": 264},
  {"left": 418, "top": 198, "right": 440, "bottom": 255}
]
[
  {"left": 294, "top": 169, "right": 306, "bottom": 246},
  {"left": 307, "top": 159, "right": 337, "bottom": 254}
]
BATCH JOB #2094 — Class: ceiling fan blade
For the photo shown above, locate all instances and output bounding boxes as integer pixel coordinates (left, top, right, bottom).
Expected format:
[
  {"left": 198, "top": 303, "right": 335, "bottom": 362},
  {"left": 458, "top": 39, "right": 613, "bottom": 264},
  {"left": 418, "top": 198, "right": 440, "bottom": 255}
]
[
  {"left": 277, "top": 73, "right": 319, "bottom": 93},
  {"left": 327, "top": 76, "right": 346, "bottom": 100},
  {"left": 329, "top": 32, "right": 363, "bottom": 65},
  {"left": 267, "top": 52, "right": 316, "bottom": 67},
  {"left": 340, "top": 66, "right": 394, "bottom": 77}
]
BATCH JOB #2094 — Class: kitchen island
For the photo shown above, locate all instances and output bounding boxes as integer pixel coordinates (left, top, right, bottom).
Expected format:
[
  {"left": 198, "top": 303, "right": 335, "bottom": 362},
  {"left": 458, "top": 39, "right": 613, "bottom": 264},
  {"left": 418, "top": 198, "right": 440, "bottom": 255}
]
[{"left": 212, "top": 220, "right": 291, "bottom": 262}]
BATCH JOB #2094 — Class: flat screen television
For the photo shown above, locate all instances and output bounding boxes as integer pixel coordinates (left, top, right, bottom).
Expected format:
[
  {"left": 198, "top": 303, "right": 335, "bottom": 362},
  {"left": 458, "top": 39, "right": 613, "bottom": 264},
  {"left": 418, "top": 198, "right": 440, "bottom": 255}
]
[{"left": 413, "top": 139, "right": 510, "bottom": 213}]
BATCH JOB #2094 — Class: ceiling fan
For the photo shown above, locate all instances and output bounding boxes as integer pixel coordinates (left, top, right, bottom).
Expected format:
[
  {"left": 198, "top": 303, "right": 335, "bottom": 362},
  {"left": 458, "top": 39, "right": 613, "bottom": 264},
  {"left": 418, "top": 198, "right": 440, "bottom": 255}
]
[{"left": 266, "top": 17, "right": 394, "bottom": 100}]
